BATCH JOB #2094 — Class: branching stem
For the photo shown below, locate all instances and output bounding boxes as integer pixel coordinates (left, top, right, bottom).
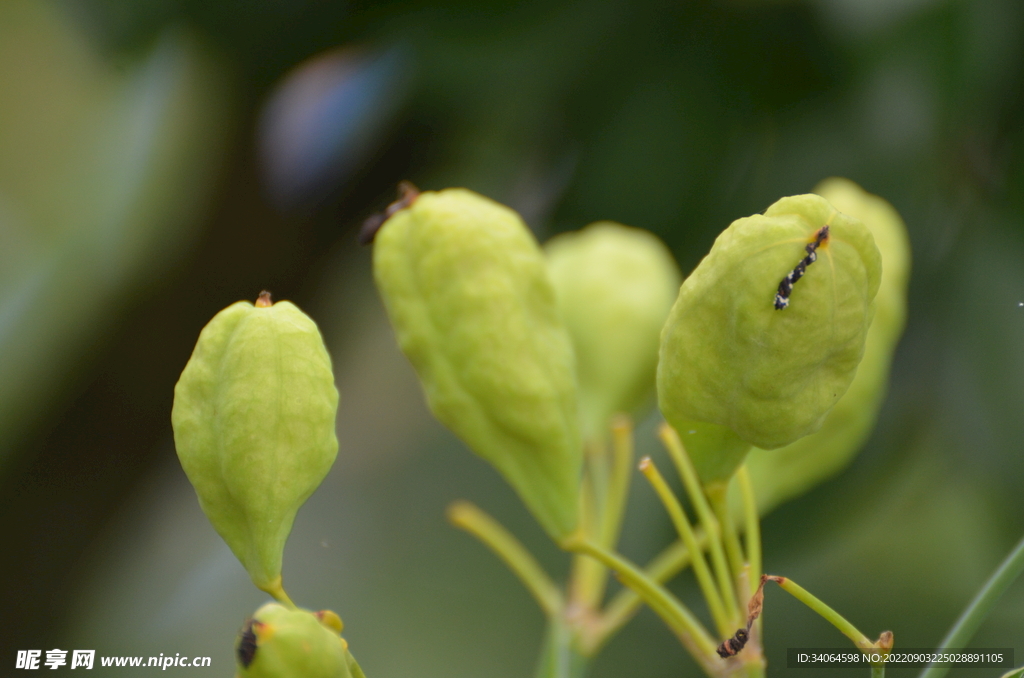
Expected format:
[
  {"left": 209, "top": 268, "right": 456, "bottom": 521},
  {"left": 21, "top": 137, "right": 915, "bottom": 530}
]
[
  {"left": 659, "top": 425, "right": 741, "bottom": 623},
  {"left": 448, "top": 500, "right": 564, "bottom": 617}
]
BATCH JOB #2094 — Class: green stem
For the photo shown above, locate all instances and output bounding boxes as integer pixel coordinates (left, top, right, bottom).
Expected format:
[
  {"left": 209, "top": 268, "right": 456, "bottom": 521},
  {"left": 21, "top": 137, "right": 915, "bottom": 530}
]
[
  {"left": 534, "top": 617, "right": 588, "bottom": 678},
  {"left": 640, "top": 456, "right": 731, "bottom": 637},
  {"left": 448, "top": 501, "right": 564, "bottom": 617},
  {"left": 736, "top": 467, "right": 762, "bottom": 594},
  {"left": 569, "top": 452, "right": 604, "bottom": 610},
  {"left": 571, "top": 418, "right": 635, "bottom": 611},
  {"left": 600, "top": 417, "right": 635, "bottom": 552},
  {"left": 919, "top": 532, "right": 1024, "bottom": 678},
  {"left": 769, "top": 576, "right": 888, "bottom": 676},
  {"left": 706, "top": 481, "right": 745, "bottom": 608},
  {"left": 596, "top": 539, "right": 694, "bottom": 646},
  {"left": 564, "top": 537, "right": 720, "bottom": 673},
  {"left": 660, "top": 425, "right": 741, "bottom": 622},
  {"left": 260, "top": 576, "right": 297, "bottom": 609},
  {"left": 771, "top": 576, "right": 874, "bottom": 649}
]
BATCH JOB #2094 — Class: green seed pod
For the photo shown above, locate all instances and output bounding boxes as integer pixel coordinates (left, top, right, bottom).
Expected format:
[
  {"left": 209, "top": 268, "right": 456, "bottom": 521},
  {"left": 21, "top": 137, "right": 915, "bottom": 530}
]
[
  {"left": 235, "top": 603, "right": 360, "bottom": 678},
  {"left": 545, "top": 222, "right": 681, "bottom": 439},
  {"left": 373, "top": 188, "right": 581, "bottom": 541},
  {"left": 743, "top": 179, "right": 910, "bottom": 513},
  {"left": 658, "top": 194, "right": 882, "bottom": 482},
  {"left": 172, "top": 293, "right": 339, "bottom": 597}
]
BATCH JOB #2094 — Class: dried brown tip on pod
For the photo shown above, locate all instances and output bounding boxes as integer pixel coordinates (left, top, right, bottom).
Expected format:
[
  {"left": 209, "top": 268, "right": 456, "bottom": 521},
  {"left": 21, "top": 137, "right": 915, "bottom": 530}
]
[
  {"left": 255, "top": 290, "right": 273, "bottom": 307},
  {"left": 359, "top": 213, "right": 387, "bottom": 245},
  {"left": 237, "top": 618, "right": 259, "bottom": 668},
  {"left": 315, "top": 609, "right": 344, "bottom": 634},
  {"left": 717, "top": 573, "right": 771, "bottom": 659},
  {"left": 747, "top": 575, "right": 767, "bottom": 620},
  {"left": 359, "top": 181, "right": 421, "bottom": 245},
  {"left": 876, "top": 631, "right": 894, "bottom": 652},
  {"left": 387, "top": 181, "right": 420, "bottom": 217}
]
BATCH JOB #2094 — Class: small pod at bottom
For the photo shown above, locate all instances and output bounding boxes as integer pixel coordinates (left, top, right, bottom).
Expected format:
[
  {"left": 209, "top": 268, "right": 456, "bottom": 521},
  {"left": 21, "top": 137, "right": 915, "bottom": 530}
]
[{"left": 236, "top": 603, "right": 365, "bottom": 678}]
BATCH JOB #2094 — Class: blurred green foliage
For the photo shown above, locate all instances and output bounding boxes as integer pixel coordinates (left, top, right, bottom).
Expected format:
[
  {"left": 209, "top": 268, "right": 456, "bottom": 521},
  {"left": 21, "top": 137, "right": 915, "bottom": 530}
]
[
  {"left": 0, "top": 0, "right": 229, "bottom": 466},
  {"left": 2, "top": 0, "right": 1023, "bottom": 676}
]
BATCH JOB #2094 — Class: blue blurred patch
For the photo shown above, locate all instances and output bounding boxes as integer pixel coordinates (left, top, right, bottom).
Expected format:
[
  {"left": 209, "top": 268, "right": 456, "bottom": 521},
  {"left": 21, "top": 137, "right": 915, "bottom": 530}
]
[{"left": 258, "top": 46, "right": 408, "bottom": 210}]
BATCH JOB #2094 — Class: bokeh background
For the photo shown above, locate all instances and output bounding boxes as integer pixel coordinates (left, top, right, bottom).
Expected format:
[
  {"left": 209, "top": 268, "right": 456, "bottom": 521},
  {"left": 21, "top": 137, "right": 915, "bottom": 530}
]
[{"left": 2, "top": 0, "right": 1023, "bottom": 676}]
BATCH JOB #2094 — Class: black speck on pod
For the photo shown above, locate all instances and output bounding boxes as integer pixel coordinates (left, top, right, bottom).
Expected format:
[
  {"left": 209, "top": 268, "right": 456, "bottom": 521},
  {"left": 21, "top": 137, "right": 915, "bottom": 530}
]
[
  {"left": 237, "top": 618, "right": 259, "bottom": 668},
  {"left": 774, "top": 225, "right": 830, "bottom": 310}
]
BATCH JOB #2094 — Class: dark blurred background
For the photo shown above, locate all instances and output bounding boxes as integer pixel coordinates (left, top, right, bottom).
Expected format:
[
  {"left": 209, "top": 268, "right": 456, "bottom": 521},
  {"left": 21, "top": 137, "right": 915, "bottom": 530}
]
[{"left": 1, "top": 0, "right": 1023, "bottom": 676}]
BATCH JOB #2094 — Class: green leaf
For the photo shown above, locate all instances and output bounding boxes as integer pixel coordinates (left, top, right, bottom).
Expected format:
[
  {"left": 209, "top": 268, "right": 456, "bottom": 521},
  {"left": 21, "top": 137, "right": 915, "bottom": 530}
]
[{"left": 0, "top": 0, "right": 229, "bottom": 468}]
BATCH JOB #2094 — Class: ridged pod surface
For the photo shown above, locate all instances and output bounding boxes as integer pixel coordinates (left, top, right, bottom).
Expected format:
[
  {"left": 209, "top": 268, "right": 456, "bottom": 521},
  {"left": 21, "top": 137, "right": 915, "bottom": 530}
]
[
  {"left": 373, "top": 188, "right": 581, "bottom": 540},
  {"left": 545, "top": 222, "right": 680, "bottom": 439},
  {"left": 172, "top": 296, "right": 338, "bottom": 594},
  {"left": 743, "top": 179, "right": 910, "bottom": 512},
  {"left": 658, "top": 194, "right": 881, "bottom": 482}
]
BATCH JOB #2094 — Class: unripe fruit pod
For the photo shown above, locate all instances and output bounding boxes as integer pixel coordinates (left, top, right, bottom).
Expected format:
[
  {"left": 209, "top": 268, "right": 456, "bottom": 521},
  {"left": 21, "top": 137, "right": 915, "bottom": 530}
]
[
  {"left": 658, "top": 194, "right": 882, "bottom": 483},
  {"left": 545, "top": 222, "right": 681, "bottom": 439},
  {"left": 743, "top": 179, "right": 910, "bottom": 513},
  {"left": 373, "top": 188, "right": 581, "bottom": 541},
  {"left": 235, "top": 603, "right": 364, "bottom": 678},
  {"left": 172, "top": 294, "right": 339, "bottom": 596}
]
